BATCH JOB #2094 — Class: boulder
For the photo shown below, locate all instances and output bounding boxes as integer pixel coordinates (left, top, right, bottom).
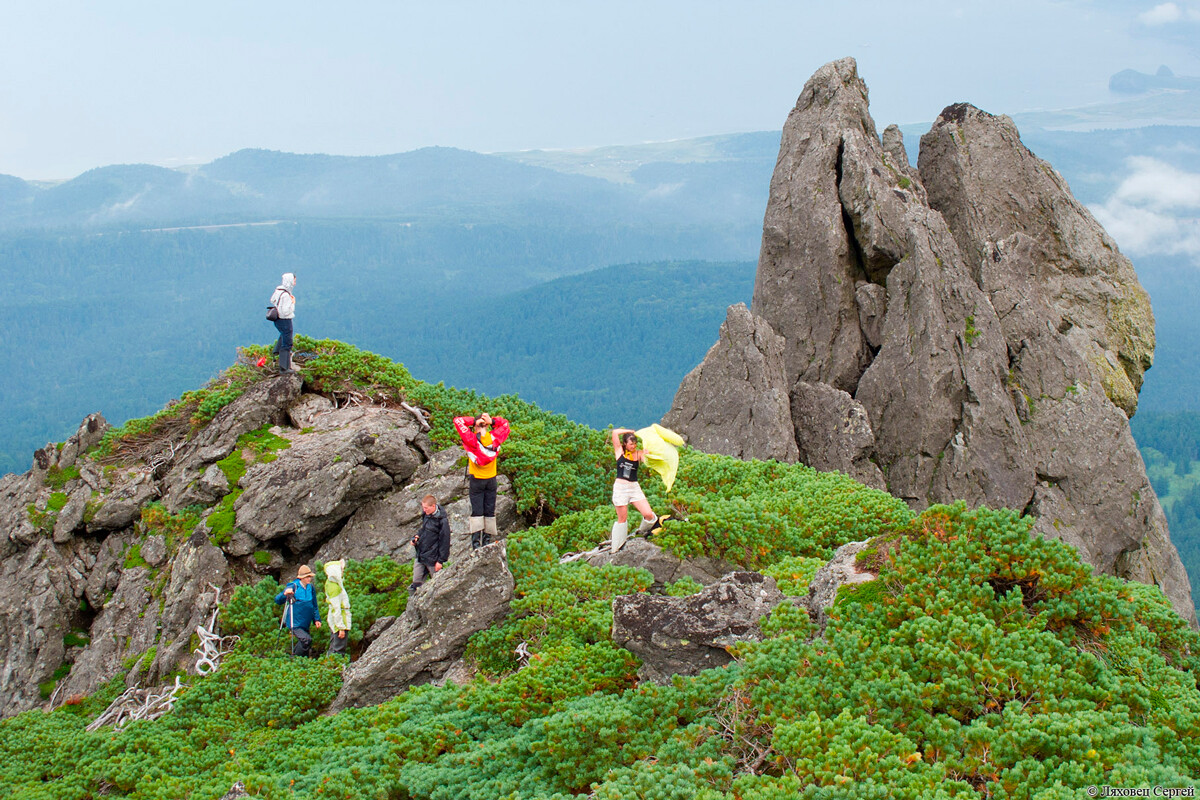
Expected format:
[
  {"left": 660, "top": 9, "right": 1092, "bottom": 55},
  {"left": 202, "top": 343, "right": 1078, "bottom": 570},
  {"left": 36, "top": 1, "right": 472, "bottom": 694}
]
[
  {"left": 232, "top": 407, "right": 428, "bottom": 552},
  {"left": 287, "top": 393, "right": 335, "bottom": 429},
  {"left": 578, "top": 538, "right": 736, "bottom": 590},
  {"left": 52, "top": 485, "right": 91, "bottom": 543},
  {"left": 85, "top": 532, "right": 135, "bottom": 610},
  {"left": 790, "top": 381, "right": 885, "bottom": 490},
  {"left": 56, "top": 413, "right": 109, "bottom": 472},
  {"left": 330, "top": 542, "right": 515, "bottom": 710},
  {"left": 662, "top": 303, "right": 799, "bottom": 462},
  {"left": 140, "top": 534, "right": 168, "bottom": 568},
  {"left": 87, "top": 470, "right": 159, "bottom": 532},
  {"left": 0, "top": 472, "right": 40, "bottom": 552},
  {"left": 612, "top": 572, "right": 784, "bottom": 683},
  {"left": 801, "top": 539, "right": 876, "bottom": 634}
]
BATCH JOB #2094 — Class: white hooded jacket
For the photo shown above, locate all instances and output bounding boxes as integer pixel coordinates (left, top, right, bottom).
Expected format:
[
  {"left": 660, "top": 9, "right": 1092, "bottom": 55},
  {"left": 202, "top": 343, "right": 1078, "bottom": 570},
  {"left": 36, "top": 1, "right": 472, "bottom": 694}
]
[{"left": 270, "top": 273, "right": 296, "bottom": 320}]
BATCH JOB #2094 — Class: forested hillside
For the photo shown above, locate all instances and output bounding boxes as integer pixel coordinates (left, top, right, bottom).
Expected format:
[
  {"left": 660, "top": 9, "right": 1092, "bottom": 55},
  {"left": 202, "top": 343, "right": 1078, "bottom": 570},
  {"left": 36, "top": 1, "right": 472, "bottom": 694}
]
[{"left": 1133, "top": 412, "right": 1200, "bottom": 593}]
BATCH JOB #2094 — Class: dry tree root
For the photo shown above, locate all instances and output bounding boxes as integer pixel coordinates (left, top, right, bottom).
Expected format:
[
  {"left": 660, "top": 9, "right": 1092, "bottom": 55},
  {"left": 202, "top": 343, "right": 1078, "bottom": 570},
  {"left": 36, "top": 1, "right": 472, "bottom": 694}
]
[
  {"left": 85, "top": 677, "right": 185, "bottom": 732},
  {"left": 194, "top": 584, "right": 239, "bottom": 676}
]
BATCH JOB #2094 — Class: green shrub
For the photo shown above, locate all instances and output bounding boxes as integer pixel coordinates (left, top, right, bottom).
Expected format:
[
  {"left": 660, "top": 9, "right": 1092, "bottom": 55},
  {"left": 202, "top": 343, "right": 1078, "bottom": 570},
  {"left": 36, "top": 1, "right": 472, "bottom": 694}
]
[
  {"left": 665, "top": 575, "right": 704, "bottom": 596},
  {"left": 45, "top": 464, "right": 80, "bottom": 490},
  {"left": 762, "top": 555, "right": 825, "bottom": 595}
]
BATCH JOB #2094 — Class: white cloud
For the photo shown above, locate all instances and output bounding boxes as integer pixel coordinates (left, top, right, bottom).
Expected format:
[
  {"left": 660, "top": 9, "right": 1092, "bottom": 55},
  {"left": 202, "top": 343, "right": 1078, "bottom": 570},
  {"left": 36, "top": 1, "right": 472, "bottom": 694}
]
[
  {"left": 1137, "top": 2, "right": 1200, "bottom": 24},
  {"left": 1113, "top": 156, "right": 1200, "bottom": 211},
  {"left": 1140, "top": 3, "right": 1183, "bottom": 25},
  {"left": 1089, "top": 157, "right": 1200, "bottom": 260}
]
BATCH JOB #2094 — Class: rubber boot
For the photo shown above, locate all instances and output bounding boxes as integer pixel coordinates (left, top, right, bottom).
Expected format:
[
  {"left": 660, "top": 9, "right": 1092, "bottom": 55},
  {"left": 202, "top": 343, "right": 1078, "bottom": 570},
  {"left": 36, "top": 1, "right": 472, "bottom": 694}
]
[
  {"left": 635, "top": 513, "right": 658, "bottom": 535},
  {"left": 469, "top": 516, "right": 485, "bottom": 550},
  {"left": 483, "top": 516, "right": 498, "bottom": 547},
  {"left": 611, "top": 521, "right": 629, "bottom": 553},
  {"left": 278, "top": 348, "right": 294, "bottom": 374}
]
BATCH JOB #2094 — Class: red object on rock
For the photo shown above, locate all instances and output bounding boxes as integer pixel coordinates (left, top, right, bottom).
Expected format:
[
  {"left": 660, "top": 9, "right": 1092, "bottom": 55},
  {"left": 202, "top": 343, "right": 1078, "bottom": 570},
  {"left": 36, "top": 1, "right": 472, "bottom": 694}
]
[{"left": 256, "top": 356, "right": 267, "bottom": 367}]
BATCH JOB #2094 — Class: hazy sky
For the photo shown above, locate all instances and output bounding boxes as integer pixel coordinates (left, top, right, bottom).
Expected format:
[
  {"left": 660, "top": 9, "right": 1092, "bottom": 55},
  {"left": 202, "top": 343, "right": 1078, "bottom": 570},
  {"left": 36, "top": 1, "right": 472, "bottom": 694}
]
[{"left": 1, "top": 0, "right": 1197, "bottom": 179}]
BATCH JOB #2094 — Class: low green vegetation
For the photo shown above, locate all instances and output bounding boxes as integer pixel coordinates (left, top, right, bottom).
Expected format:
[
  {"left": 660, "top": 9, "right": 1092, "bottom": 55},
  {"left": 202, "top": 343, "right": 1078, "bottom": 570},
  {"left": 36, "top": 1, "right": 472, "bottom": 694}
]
[
  {"left": 0, "top": 343, "right": 1196, "bottom": 798},
  {"left": 44, "top": 464, "right": 80, "bottom": 490}
]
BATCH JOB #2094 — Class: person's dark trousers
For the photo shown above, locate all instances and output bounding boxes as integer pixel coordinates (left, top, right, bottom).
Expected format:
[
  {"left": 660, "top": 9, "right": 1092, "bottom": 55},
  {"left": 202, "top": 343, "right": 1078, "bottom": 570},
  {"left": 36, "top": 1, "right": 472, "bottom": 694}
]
[
  {"left": 329, "top": 632, "right": 348, "bottom": 655},
  {"left": 273, "top": 318, "right": 294, "bottom": 372},
  {"left": 290, "top": 626, "right": 312, "bottom": 657},
  {"left": 469, "top": 476, "right": 497, "bottom": 548},
  {"left": 409, "top": 561, "right": 434, "bottom": 593}
]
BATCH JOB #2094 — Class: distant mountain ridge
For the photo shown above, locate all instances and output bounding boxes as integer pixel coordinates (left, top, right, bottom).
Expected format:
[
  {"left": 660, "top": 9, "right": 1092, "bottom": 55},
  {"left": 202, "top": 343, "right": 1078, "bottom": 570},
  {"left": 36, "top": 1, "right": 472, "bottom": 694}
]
[{"left": 0, "top": 142, "right": 779, "bottom": 233}]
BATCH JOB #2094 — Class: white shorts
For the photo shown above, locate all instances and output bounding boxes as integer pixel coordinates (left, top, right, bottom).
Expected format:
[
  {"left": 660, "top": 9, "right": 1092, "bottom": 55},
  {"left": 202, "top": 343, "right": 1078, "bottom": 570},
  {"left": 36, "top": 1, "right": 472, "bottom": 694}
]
[{"left": 612, "top": 479, "right": 646, "bottom": 506}]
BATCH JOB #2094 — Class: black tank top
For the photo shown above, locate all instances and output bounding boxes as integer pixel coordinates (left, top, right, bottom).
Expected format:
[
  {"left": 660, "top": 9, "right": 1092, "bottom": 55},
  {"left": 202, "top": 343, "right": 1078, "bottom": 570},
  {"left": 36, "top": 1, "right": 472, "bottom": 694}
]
[{"left": 616, "top": 454, "right": 639, "bottom": 482}]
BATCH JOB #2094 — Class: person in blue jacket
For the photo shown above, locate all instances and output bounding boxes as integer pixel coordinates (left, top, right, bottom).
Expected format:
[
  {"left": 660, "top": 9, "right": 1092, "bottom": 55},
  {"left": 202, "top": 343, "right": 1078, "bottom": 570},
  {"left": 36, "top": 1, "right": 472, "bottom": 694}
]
[{"left": 275, "top": 564, "right": 322, "bottom": 656}]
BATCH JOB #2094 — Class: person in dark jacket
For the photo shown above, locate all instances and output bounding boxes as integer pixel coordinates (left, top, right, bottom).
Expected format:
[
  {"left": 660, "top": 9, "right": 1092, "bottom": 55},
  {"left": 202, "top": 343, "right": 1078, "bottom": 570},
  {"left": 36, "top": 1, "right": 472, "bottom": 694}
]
[
  {"left": 409, "top": 495, "right": 451, "bottom": 593},
  {"left": 275, "top": 564, "right": 322, "bottom": 656}
]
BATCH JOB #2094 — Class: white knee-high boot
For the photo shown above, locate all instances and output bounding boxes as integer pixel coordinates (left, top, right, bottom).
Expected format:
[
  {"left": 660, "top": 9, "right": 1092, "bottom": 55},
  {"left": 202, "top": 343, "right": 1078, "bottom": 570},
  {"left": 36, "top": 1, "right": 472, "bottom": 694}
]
[
  {"left": 611, "top": 521, "right": 629, "bottom": 553},
  {"left": 636, "top": 512, "right": 659, "bottom": 534},
  {"left": 469, "top": 516, "right": 485, "bottom": 550},
  {"left": 482, "top": 517, "right": 498, "bottom": 547}
]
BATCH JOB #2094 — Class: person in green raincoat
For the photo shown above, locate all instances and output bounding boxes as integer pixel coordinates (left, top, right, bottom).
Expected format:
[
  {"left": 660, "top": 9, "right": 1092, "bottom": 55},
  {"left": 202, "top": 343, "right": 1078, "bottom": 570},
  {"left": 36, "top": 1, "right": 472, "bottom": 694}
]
[{"left": 324, "top": 559, "right": 352, "bottom": 655}]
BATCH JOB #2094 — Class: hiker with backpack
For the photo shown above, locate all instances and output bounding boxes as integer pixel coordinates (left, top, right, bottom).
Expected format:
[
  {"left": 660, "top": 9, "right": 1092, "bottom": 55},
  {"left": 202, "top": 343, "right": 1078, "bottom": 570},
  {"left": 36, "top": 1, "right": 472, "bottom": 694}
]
[
  {"left": 453, "top": 412, "right": 510, "bottom": 549},
  {"left": 267, "top": 273, "right": 297, "bottom": 374},
  {"left": 275, "top": 564, "right": 321, "bottom": 656},
  {"left": 409, "top": 494, "right": 452, "bottom": 593}
]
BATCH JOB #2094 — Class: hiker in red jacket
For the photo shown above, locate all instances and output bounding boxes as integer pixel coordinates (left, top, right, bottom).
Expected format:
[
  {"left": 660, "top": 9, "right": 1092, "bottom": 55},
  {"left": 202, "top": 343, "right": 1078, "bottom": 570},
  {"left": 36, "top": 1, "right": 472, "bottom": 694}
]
[{"left": 453, "top": 412, "right": 511, "bottom": 549}]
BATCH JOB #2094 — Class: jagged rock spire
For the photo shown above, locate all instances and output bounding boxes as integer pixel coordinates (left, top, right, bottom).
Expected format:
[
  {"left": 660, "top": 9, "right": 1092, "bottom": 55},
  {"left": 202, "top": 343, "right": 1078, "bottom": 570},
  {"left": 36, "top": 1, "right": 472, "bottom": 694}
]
[{"left": 666, "top": 57, "right": 1195, "bottom": 624}]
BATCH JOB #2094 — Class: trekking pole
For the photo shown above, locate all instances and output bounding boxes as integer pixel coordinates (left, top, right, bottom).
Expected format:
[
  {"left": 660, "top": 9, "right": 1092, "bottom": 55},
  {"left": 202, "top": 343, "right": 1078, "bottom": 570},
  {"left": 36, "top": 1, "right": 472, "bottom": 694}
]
[{"left": 287, "top": 598, "right": 296, "bottom": 657}]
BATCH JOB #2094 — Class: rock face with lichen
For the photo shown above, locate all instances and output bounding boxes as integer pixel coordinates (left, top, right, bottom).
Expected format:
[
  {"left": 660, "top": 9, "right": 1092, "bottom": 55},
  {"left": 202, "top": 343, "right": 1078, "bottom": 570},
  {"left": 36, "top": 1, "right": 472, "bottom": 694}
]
[
  {"left": 0, "top": 376, "right": 524, "bottom": 718},
  {"left": 665, "top": 57, "right": 1194, "bottom": 624}
]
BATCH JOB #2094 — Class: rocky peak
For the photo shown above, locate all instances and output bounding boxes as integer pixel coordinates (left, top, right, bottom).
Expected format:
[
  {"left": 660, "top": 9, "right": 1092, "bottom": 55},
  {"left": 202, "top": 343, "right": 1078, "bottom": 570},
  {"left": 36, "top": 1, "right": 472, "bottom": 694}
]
[
  {"left": 918, "top": 102, "right": 1155, "bottom": 417},
  {"left": 667, "top": 58, "right": 1195, "bottom": 624},
  {"left": 0, "top": 371, "right": 523, "bottom": 718}
]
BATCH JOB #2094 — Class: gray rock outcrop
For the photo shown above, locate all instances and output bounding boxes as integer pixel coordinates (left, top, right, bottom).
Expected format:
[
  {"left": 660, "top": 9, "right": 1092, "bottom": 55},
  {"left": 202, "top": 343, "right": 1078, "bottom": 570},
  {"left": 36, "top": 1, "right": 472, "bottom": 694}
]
[
  {"left": 331, "top": 543, "right": 515, "bottom": 710},
  {"left": 662, "top": 303, "right": 798, "bottom": 462},
  {"left": 0, "top": 370, "right": 490, "bottom": 717},
  {"left": 578, "top": 538, "right": 736, "bottom": 591},
  {"left": 664, "top": 57, "right": 1194, "bottom": 623},
  {"left": 314, "top": 445, "right": 520, "bottom": 565},
  {"left": 232, "top": 407, "right": 429, "bottom": 551},
  {"left": 612, "top": 571, "right": 784, "bottom": 683},
  {"left": 162, "top": 374, "right": 303, "bottom": 510},
  {"left": 790, "top": 381, "right": 885, "bottom": 490}
]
